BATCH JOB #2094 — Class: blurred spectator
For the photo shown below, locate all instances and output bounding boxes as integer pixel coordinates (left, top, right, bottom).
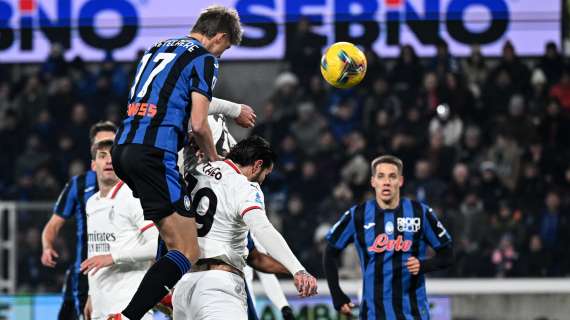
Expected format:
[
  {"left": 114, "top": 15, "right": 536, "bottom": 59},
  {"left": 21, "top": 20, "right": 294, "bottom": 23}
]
[
  {"left": 528, "top": 69, "right": 550, "bottom": 115},
  {"left": 362, "top": 77, "right": 402, "bottom": 133},
  {"left": 483, "top": 67, "right": 515, "bottom": 118},
  {"left": 0, "top": 109, "right": 25, "bottom": 186},
  {"left": 430, "top": 39, "right": 460, "bottom": 77},
  {"left": 501, "top": 94, "right": 536, "bottom": 145},
  {"left": 487, "top": 132, "right": 521, "bottom": 191},
  {"left": 440, "top": 72, "right": 475, "bottom": 120},
  {"left": 491, "top": 41, "right": 530, "bottom": 93},
  {"left": 461, "top": 45, "right": 488, "bottom": 99},
  {"left": 41, "top": 43, "right": 68, "bottom": 78},
  {"left": 548, "top": 67, "right": 570, "bottom": 111},
  {"left": 519, "top": 234, "right": 551, "bottom": 277},
  {"left": 285, "top": 17, "right": 324, "bottom": 85},
  {"left": 428, "top": 103, "right": 464, "bottom": 146},
  {"left": 270, "top": 72, "right": 302, "bottom": 121},
  {"left": 18, "top": 228, "right": 55, "bottom": 292},
  {"left": 328, "top": 97, "right": 361, "bottom": 140},
  {"left": 66, "top": 103, "right": 91, "bottom": 160},
  {"left": 252, "top": 102, "right": 289, "bottom": 147},
  {"left": 532, "top": 191, "right": 569, "bottom": 275},
  {"left": 14, "top": 75, "right": 48, "bottom": 122},
  {"left": 491, "top": 234, "right": 519, "bottom": 277},
  {"left": 405, "top": 159, "right": 446, "bottom": 204},
  {"left": 340, "top": 131, "right": 370, "bottom": 197},
  {"left": 15, "top": 134, "right": 50, "bottom": 180},
  {"left": 281, "top": 194, "right": 315, "bottom": 259},
  {"left": 318, "top": 182, "right": 354, "bottom": 223},
  {"left": 360, "top": 49, "right": 387, "bottom": 90},
  {"left": 516, "top": 163, "right": 547, "bottom": 212},
  {"left": 454, "top": 192, "right": 488, "bottom": 276},
  {"left": 48, "top": 77, "right": 76, "bottom": 123},
  {"left": 478, "top": 161, "right": 510, "bottom": 212},
  {"left": 389, "top": 45, "right": 424, "bottom": 102},
  {"left": 278, "top": 134, "right": 300, "bottom": 176},
  {"left": 446, "top": 163, "right": 472, "bottom": 207},
  {"left": 417, "top": 72, "right": 441, "bottom": 114},
  {"left": 290, "top": 160, "right": 327, "bottom": 207},
  {"left": 538, "top": 41, "right": 564, "bottom": 86},
  {"left": 538, "top": 99, "right": 570, "bottom": 148},
  {"left": 425, "top": 129, "right": 456, "bottom": 180},
  {"left": 290, "top": 101, "right": 326, "bottom": 156}
]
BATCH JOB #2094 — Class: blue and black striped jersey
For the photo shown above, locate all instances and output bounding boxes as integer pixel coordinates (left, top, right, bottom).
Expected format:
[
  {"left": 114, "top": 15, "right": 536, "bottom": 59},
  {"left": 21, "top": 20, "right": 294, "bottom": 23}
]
[
  {"left": 326, "top": 198, "right": 452, "bottom": 320},
  {"left": 53, "top": 171, "right": 98, "bottom": 301},
  {"left": 116, "top": 37, "right": 219, "bottom": 153}
]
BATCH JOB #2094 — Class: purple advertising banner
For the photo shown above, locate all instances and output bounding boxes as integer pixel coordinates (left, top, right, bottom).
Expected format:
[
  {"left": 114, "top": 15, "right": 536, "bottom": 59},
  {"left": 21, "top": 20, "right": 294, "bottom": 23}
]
[{"left": 0, "top": 0, "right": 561, "bottom": 62}]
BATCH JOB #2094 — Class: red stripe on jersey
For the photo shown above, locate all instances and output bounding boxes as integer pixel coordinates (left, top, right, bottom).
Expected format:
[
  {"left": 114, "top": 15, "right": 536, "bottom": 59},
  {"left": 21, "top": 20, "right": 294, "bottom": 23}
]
[
  {"left": 224, "top": 160, "right": 241, "bottom": 174},
  {"left": 110, "top": 181, "right": 124, "bottom": 199},
  {"left": 140, "top": 223, "right": 155, "bottom": 233},
  {"left": 241, "top": 206, "right": 262, "bottom": 217}
]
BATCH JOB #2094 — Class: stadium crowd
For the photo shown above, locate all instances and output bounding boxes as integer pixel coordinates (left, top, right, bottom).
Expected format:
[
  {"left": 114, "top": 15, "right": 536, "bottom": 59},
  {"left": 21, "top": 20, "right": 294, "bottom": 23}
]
[{"left": 1, "top": 36, "right": 570, "bottom": 292}]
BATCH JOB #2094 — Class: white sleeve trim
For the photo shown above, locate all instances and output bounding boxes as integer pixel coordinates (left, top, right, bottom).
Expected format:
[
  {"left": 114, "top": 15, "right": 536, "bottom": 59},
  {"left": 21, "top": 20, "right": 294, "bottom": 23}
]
[
  {"left": 210, "top": 97, "right": 241, "bottom": 118},
  {"left": 243, "top": 210, "right": 304, "bottom": 276}
]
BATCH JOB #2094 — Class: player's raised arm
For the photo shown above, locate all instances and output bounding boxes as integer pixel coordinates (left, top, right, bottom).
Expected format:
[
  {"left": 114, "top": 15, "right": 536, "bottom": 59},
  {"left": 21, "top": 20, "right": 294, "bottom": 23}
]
[{"left": 210, "top": 98, "right": 256, "bottom": 128}]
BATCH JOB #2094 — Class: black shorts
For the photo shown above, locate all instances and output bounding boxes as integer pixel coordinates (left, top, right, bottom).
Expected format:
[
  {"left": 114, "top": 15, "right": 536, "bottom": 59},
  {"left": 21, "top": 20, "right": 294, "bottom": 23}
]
[{"left": 112, "top": 143, "right": 194, "bottom": 222}]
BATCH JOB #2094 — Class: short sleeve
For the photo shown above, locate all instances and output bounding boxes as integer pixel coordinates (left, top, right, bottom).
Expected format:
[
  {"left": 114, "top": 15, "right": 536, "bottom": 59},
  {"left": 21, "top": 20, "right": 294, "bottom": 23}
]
[
  {"left": 237, "top": 183, "right": 265, "bottom": 218},
  {"left": 325, "top": 209, "right": 355, "bottom": 250},
  {"left": 188, "top": 54, "right": 218, "bottom": 101},
  {"left": 53, "top": 178, "right": 77, "bottom": 219},
  {"left": 422, "top": 205, "right": 452, "bottom": 250}
]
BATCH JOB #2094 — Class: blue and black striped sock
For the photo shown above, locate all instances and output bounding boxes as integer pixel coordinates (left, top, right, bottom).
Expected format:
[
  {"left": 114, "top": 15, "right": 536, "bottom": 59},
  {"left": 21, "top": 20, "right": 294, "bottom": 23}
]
[{"left": 122, "top": 250, "right": 191, "bottom": 320}]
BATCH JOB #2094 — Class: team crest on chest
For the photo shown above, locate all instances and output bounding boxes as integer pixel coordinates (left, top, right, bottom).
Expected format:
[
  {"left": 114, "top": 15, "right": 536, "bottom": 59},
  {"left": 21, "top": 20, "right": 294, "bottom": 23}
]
[{"left": 385, "top": 221, "right": 394, "bottom": 235}]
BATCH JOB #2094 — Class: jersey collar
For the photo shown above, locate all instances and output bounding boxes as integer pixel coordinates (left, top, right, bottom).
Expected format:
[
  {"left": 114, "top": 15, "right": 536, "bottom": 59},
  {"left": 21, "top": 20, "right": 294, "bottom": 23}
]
[
  {"left": 223, "top": 159, "right": 241, "bottom": 174},
  {"left": 110, "top": 180, "right": 124, "bottom": 199}
]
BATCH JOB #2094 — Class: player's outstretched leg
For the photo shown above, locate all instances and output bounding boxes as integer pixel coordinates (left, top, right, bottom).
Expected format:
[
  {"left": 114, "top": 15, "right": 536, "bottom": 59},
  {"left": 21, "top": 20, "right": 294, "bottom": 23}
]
[{"left": 120, "top": 213, "right": 200, "bottom": 320}]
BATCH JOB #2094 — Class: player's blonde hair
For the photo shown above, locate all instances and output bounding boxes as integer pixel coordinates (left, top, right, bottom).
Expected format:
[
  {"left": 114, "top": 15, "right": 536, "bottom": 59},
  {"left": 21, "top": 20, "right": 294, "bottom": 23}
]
[
  {"left": 191, "top": 5, "right": 243, "bottom": 45},
  {"left": 371, "top": 155, "right": 403, "bottom": 176}
]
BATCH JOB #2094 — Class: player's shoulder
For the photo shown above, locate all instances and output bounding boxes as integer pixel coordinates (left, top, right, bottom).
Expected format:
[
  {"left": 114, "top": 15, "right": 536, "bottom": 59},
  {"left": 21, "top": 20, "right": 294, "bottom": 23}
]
[
  {"left": 112, "top": 181, "right": 135, "bottom": 201},
  {"left": 403, "top": 197, "right": 432, "bottom": 215}
]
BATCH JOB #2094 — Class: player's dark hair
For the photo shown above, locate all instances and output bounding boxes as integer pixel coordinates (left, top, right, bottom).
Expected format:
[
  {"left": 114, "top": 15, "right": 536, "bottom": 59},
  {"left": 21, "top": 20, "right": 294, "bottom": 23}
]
[
  {"left": 90, "top": 139, "right": 114, "bottom": 159},
  {"left": 371, "top": 155, "right": 404, "bottom": 176},
  {"left": 226, "top": 136, "right": 277, "bottom": 169},
  {"left": 191, "top": 5, "right": 243, "bottom": 45},
  {"left": 89, "top": 121, "right": 117, "bottom": 144}
]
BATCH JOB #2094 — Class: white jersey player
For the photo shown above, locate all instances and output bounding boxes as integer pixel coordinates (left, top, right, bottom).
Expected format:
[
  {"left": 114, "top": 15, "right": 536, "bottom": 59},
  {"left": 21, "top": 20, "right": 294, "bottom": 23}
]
[
  {"left": 80, "top": 140, "right": 159, "bottom": 320},
  {"left": 172, "top": 136, "right": 318, "bottom": 320},
  {"left": 181, "top": 113, "right": 295, "bottom": 319}
]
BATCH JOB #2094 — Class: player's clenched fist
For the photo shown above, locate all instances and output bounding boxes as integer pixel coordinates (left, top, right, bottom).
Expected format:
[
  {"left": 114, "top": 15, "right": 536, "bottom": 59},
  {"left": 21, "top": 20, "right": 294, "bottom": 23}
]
[
  {"left": 406, "top": 256, "right": 421, "bottom": 275},
  {"left": 294, "top": 270, "right": 318, "bottom": 297}
]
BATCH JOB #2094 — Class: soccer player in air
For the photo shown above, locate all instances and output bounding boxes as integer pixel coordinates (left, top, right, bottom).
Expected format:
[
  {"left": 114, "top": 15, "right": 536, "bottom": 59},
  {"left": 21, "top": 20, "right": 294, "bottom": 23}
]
[
  {"left": 324, "top": 155, "right": 454, "bottom": 320},
  {"left": 111, "top": 6, "right": 243, "bottom": 320},
  {"left": 41, "top": 121, "right": 117, "bottom": 320},
  {"left": 172, "top": 136, "right": 317, "bottom": 320},
  {"left": 80, "top": 140, "right": 159, "bottom": 320}
]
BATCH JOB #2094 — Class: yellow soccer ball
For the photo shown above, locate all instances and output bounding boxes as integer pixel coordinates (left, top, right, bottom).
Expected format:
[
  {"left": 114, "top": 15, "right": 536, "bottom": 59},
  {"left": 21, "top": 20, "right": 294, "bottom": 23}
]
[{"left": 320, "top": 42, "right": 367, "bottom": 89}]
